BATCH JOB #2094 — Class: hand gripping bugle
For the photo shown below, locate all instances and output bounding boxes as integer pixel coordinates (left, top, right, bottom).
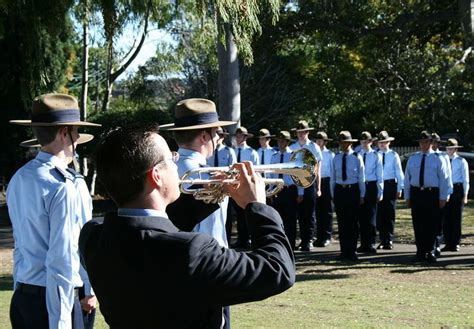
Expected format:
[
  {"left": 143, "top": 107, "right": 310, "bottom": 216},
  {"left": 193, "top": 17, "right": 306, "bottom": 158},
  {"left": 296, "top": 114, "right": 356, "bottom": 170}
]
[{"left": 179, "top": 148, "right": 319, "bottom": 203}]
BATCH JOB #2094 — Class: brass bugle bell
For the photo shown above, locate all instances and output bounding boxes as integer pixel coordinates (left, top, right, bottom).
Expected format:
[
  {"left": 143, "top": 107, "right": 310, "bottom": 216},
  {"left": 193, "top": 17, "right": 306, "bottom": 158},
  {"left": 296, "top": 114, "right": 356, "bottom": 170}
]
[{"left": 179, "top": 148, "right": 319, "bottom": 204}]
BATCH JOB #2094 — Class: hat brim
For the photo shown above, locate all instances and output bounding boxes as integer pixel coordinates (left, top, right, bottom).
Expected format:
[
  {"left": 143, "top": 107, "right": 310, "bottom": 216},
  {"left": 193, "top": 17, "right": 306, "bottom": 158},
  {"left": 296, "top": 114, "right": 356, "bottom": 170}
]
[
  {"left": 338, "top": 139, "right": 358, "bottom": 143},
  {"left": 445, "top": 145, "right": 463, "bottom": 149},
  {"left": 276, "top": 138, "right": 295, "bottom": 142},
  {"left": 232, "top": 133, "right": 254, "bottom": 138},
  {"left": 291, "top": 128, "right": 314, "bottom": 132},
  {"left": 258, "top": 135, "right": 275, "bottom": 138},
  {"left": 10, "top": 120, "right": 101, "bottom": 127},
  {"left": 20, "top": 133, "right": 94, "bottom": 148},
  {"left": 159, "top": 120, "right": 235, "bottom": 131},
  {"left": 377, "top": 137, "right": 395, "bottom": 142}
]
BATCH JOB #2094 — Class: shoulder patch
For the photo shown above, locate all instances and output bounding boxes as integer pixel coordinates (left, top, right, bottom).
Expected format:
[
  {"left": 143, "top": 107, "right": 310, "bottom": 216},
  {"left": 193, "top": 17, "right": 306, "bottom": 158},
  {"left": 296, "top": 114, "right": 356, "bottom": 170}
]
[{"left": 54, "top": 166, "right": 75, "bottom": 182}]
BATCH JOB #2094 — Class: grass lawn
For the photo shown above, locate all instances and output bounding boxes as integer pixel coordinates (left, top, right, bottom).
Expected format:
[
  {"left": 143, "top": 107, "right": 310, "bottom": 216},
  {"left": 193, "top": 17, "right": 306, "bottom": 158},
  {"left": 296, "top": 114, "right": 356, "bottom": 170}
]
[{"left": 0, "top": 202, "right": 473, "bottom": 328}]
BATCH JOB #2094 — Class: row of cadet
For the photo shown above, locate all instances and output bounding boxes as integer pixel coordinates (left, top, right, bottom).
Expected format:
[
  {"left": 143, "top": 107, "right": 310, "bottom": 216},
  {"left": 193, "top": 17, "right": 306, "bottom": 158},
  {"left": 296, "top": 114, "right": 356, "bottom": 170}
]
[{"left": 205, "top": 122, "right": 470, "bottom": 263}]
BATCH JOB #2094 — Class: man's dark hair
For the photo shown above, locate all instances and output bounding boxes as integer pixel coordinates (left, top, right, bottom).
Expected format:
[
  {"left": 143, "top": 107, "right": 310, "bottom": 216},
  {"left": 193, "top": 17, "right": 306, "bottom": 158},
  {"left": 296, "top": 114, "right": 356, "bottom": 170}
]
[
  {"left": 32, "top": 126, "right": 64, "bottom": 145},
  {"left": 95, "top": 124, "right": 161, "bottom": 206}
]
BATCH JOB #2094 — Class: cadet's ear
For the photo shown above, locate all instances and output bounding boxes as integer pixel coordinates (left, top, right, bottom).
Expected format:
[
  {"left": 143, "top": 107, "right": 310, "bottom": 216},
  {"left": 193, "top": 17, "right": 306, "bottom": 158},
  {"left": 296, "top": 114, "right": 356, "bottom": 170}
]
[{"left": 147, "top": 165, "right": 163, "bottom": 189}]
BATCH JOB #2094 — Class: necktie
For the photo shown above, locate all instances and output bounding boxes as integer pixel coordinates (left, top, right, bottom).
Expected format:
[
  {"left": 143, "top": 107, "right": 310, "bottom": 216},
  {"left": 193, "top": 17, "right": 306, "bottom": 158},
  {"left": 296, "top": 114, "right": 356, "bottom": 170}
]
[
  {"left": 419, "top": 153, "right": 426, "bottom": 187},
  {"left": 261, "top": 150, "right": 265, "bottom": 165},
  {"left": 279, "top": 153, "right": 284, "bottom": 178},
  {"left": 382, "top": 153, "right": 385, "bottom": 166},
  {"left": 214, "top": 150, "right": 218, "bottom": 167},
  {"left": 237, "top": 148, "right": 241, "bottom": 162},
  {"left": 342, "top": 153, "right": 347, "bottom": 181},
  {"left": 363, "top": 153, "right": 366, "bottom": 165}
]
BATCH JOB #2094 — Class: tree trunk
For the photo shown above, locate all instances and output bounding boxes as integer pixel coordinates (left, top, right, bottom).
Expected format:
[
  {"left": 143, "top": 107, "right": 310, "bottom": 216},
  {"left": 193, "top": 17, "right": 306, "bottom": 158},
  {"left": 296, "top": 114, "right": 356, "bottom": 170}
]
[
  {"left": 80, "top": 0, "right": 89, "bottom": 121},
  {"left": 217, "top": 23, "right": 241, "bottom": 136}
]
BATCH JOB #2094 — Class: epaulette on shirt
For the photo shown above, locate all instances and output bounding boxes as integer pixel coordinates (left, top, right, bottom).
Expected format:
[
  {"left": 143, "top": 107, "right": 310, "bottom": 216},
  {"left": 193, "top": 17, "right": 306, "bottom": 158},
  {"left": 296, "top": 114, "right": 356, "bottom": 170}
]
[{"left": 54, "top": 167, "right": 83, "bottom": 182}]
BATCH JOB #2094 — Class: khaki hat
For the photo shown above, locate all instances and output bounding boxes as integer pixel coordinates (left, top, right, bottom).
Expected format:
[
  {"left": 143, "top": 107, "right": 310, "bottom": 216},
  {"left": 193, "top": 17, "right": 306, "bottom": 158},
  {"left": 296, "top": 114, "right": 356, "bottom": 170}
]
[
  {"left": 159, "top": 98, "right": 235, "bottom": 131},
  {"left": 20, "top": 133, "right": 94, "bottom": 148},
  {"left": 445, "top": 138, "right": 463, "bottom": 149},
  {"left": 257, "top": 128, "right": 274, "bottom": 138},
  {"left": 10, "top": 93, "right": 101, "bottom": 127},
  {"left": 416, "top": 130, "right": 432, "bottom": 141},
  {"left": 315, "top": 131, "right": 332, "bottom": 141},
  {"left": 234, "top": 126, "right": 254, "bottom": 138},
  {"left": 431, "top": 132, "right": 441, "bottom": 142},
  {"left": 359, "top": 131, "right": 373, "bottom": 141},
  {"left": 216, "top": 127, "right": 229, "bottom": 136},
  {"left": 338, "top": 131, "right": 358, "bottom": 143},
  {"left": 275, "top": 131, "right": 294, "bottom": 141},
  {"left": 377, "top": 131, "right": 395, "bottom": 142},
  {"left": 291, "top": 120, "right": 314, "bottom": 132}
]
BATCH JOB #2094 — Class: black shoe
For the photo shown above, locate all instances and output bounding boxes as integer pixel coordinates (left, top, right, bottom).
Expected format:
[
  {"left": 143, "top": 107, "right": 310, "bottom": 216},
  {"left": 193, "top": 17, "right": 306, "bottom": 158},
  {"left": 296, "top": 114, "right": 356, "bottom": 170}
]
[
  {"left": 347, "top": 254, "right": 359, "bottom": 261},
  {"left": 441, "top": 245, "right": 460, "bottom": 252},
  {"left": 314, "top": 239, "right": 330, "bottom": 247},
  {"left": 299, "top": 242, "right": 313, "bottom": 252},
  {"left": 377, "top": 243, "right": 385, "bottom": 250},
  {"left": 382, "top": 241, "right": 393, "bottom": 250},
  {"left": 357, "top": 245, "right": 377, "bottom": 253},
  {"left": 434, "top": 247, "right": 441, "bottom": 257},
  {"left": 426, "top": 253, "right": 437, "bottom": 263}
]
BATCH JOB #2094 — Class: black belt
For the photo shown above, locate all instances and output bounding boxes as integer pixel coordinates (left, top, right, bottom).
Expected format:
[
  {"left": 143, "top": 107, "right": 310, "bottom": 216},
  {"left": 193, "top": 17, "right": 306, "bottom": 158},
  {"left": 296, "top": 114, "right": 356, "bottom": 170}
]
[
  {"left": 16, "top": 283, "right": 79, "bottom": 297},
  {"left": 453, "top": 182, "right": 463, "bottom": 187},
  {"left": 336, "top": 183, "right": 357, "bottom": 188},
  {"left": 411, "top": 186, "right": 439, "bottom": 192},
  {"left": 384, "top": 179, "right": 396, "bottom": 183},
  {"left": 321, "top": 177, "right": 330, "bottom": 181},
  {"left": 365, "top": 180, "right": 377, "bottom": 185}
]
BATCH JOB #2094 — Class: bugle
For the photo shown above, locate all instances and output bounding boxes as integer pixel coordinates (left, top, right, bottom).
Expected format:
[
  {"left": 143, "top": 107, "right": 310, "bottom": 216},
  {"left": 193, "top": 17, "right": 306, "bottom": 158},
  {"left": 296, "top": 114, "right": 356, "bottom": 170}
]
[{"left": 179, "top": 148, "right": 319, "bottom": 204}]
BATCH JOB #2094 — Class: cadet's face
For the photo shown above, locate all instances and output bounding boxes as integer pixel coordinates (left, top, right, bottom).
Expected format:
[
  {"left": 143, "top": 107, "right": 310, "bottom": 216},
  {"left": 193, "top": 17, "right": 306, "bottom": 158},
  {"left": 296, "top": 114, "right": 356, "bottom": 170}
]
[
  {"left": 360, "top": 140, "right": 371, "bottom": 148},
  {"left": 259, "top": 137, "right": 269, "bottom": 147},
  {"left": 236, "top": 133, "right": 245, "bottom": 145},
  {"left": 378, "top": 141, "right": 389, "bottom": 150},
  {"left": 340, "top": 142, "right": 351, "bottom": 152},
  {"left": 315, "top": 139, "right": 325, "bottom": 148},
  {"left": 446, "top": 148, "right": 455, "bottom": 156},
  {"left": 297, "top": 131, "right": 308, "bottom": 141},
  {"left": 419, "top": 140, "right": 431, "bottom": 153},
  {"left": 205, "top": 127, "right": 219, "bottom": 156},
  {"left": 277, "top": 139, "right": 289, "bottom": 151}
]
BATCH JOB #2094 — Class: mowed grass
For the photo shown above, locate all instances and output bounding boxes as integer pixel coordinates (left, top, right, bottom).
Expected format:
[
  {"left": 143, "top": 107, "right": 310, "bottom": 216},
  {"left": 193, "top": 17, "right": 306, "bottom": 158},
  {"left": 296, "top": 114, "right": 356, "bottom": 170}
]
[{"left": 0, "top": 202, "right": 473, "bottom": 328}]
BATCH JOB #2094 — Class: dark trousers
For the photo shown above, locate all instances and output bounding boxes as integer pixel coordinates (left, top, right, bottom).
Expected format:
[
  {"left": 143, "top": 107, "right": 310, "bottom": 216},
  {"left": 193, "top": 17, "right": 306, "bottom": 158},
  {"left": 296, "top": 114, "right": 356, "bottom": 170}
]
[
  {"left": 334, "top": 184, "right": 360, "bottom": 257},
  {"left": 297, "top": 183, "right": 316, "bottom": 244},
  {"left": 358, "top": 181, "right": 378, "bottom": 247},
  {"left": 376, "top": 179, "right": 397, "bottom": 244},
  {"left": 273, "top": 185, "right": 298, "bottom": 248},
  {"left": 234, "top": 200, "right": 250, "bottom": 244},
  {"left": 10, "top": 284, "right": 84, "bottom": 329},
  {"left": 226, "top": 199, "right": 237, "bottom": 245},
  {"left": 410, "top": 187, "right": 440, "bottom": 257},
  {"left": 443, "top": 184, "right": 464, "bottom": 247},
  {"left": 315, "top": 177, "right": 333, "bottom": 242}
]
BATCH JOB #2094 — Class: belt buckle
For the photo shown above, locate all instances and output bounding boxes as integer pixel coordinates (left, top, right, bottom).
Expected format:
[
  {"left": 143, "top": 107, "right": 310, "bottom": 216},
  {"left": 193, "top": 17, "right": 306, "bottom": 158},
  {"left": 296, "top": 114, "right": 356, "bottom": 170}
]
[{"left": 419, "top": 187, "right": 424, "bottom": 191}]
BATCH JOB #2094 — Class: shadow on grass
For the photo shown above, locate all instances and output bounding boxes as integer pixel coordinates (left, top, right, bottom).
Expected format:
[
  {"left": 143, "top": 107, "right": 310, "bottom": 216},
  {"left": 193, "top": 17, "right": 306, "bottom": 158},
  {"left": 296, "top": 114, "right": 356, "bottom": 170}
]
[
  {"left": 294, "top": 250, "right": 474, "bottom": 277},
  {"left": 296, "top": 273, "right": 351, "bottom": 282},
  {"left": 0, "top": 274, "right": 13, "bottom": 291}
]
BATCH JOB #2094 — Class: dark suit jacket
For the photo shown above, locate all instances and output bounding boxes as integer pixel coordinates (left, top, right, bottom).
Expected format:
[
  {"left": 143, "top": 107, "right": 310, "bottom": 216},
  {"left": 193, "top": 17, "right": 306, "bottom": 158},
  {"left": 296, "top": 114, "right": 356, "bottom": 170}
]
[{"left": 79, "top": 202, "right": 295, "bottom": 329}]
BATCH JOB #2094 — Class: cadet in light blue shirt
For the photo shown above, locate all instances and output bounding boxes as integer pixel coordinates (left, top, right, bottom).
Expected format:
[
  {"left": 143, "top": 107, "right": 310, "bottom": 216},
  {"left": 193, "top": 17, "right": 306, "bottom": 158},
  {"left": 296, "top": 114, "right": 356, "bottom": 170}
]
[
  {"left": 8, "top": 93, "right": 100, "bottom": 329},
  {"left": 356, "top": 132, "right": 383, "bottom": 253},
  {"left": 270, "top": 131, "right": 298, "bottom": 249},
  {"left": 232, "top": 126, "right": 259, "bottom": 248},
  {"left": 256, "top": 128, "right": 277, "bottom": 166},
  {"left": 443, "top": 138, "right": 470, "bottom": 251},
  {"left": 207, "top": 128, "right": 237, "bottom": 167},
  {"left": 161, "top": 99, "right": 235, "bottom": 249},
  {"left": 331, "top": 131, "right": 365, "bottom": 261},
  {"left": 404, "top": 131, "right": 450, "bottom": 263},
  {"left": 314, "top": 132, "right": 335, "bottom": 247},
  {"left": 376, "top": 131, "right": 404, "bottom": 250},
  {"left": 289, "top": 120, "right": 322, "bottom": 251}
]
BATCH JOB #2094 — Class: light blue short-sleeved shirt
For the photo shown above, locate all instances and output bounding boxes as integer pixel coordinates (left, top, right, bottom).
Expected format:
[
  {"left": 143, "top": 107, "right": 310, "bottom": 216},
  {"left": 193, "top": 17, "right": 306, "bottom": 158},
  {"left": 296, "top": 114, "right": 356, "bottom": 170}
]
[
  {"left": 379, "top": 149, "right": 404, "bottom": 193},
  {"left": 177, "top": 148, "right": 228, "bottom": 247},
  {"left": 207, "top": 144, "right": 237, "bottom": 167},
  {"left": 7, "top": 151, "right": 92, "bottom": 329},
  {"left": 450, "top": 154, "right": 470, "bottom": 196},
  {"left": 358, "top": 148, "right": 384, "bottom": 199},
  {"left": 331, "top": 149, "right": 366, "bottom": 198},
  {"left": 234, "top": 144, "right": 259, "bottom": 164}
]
